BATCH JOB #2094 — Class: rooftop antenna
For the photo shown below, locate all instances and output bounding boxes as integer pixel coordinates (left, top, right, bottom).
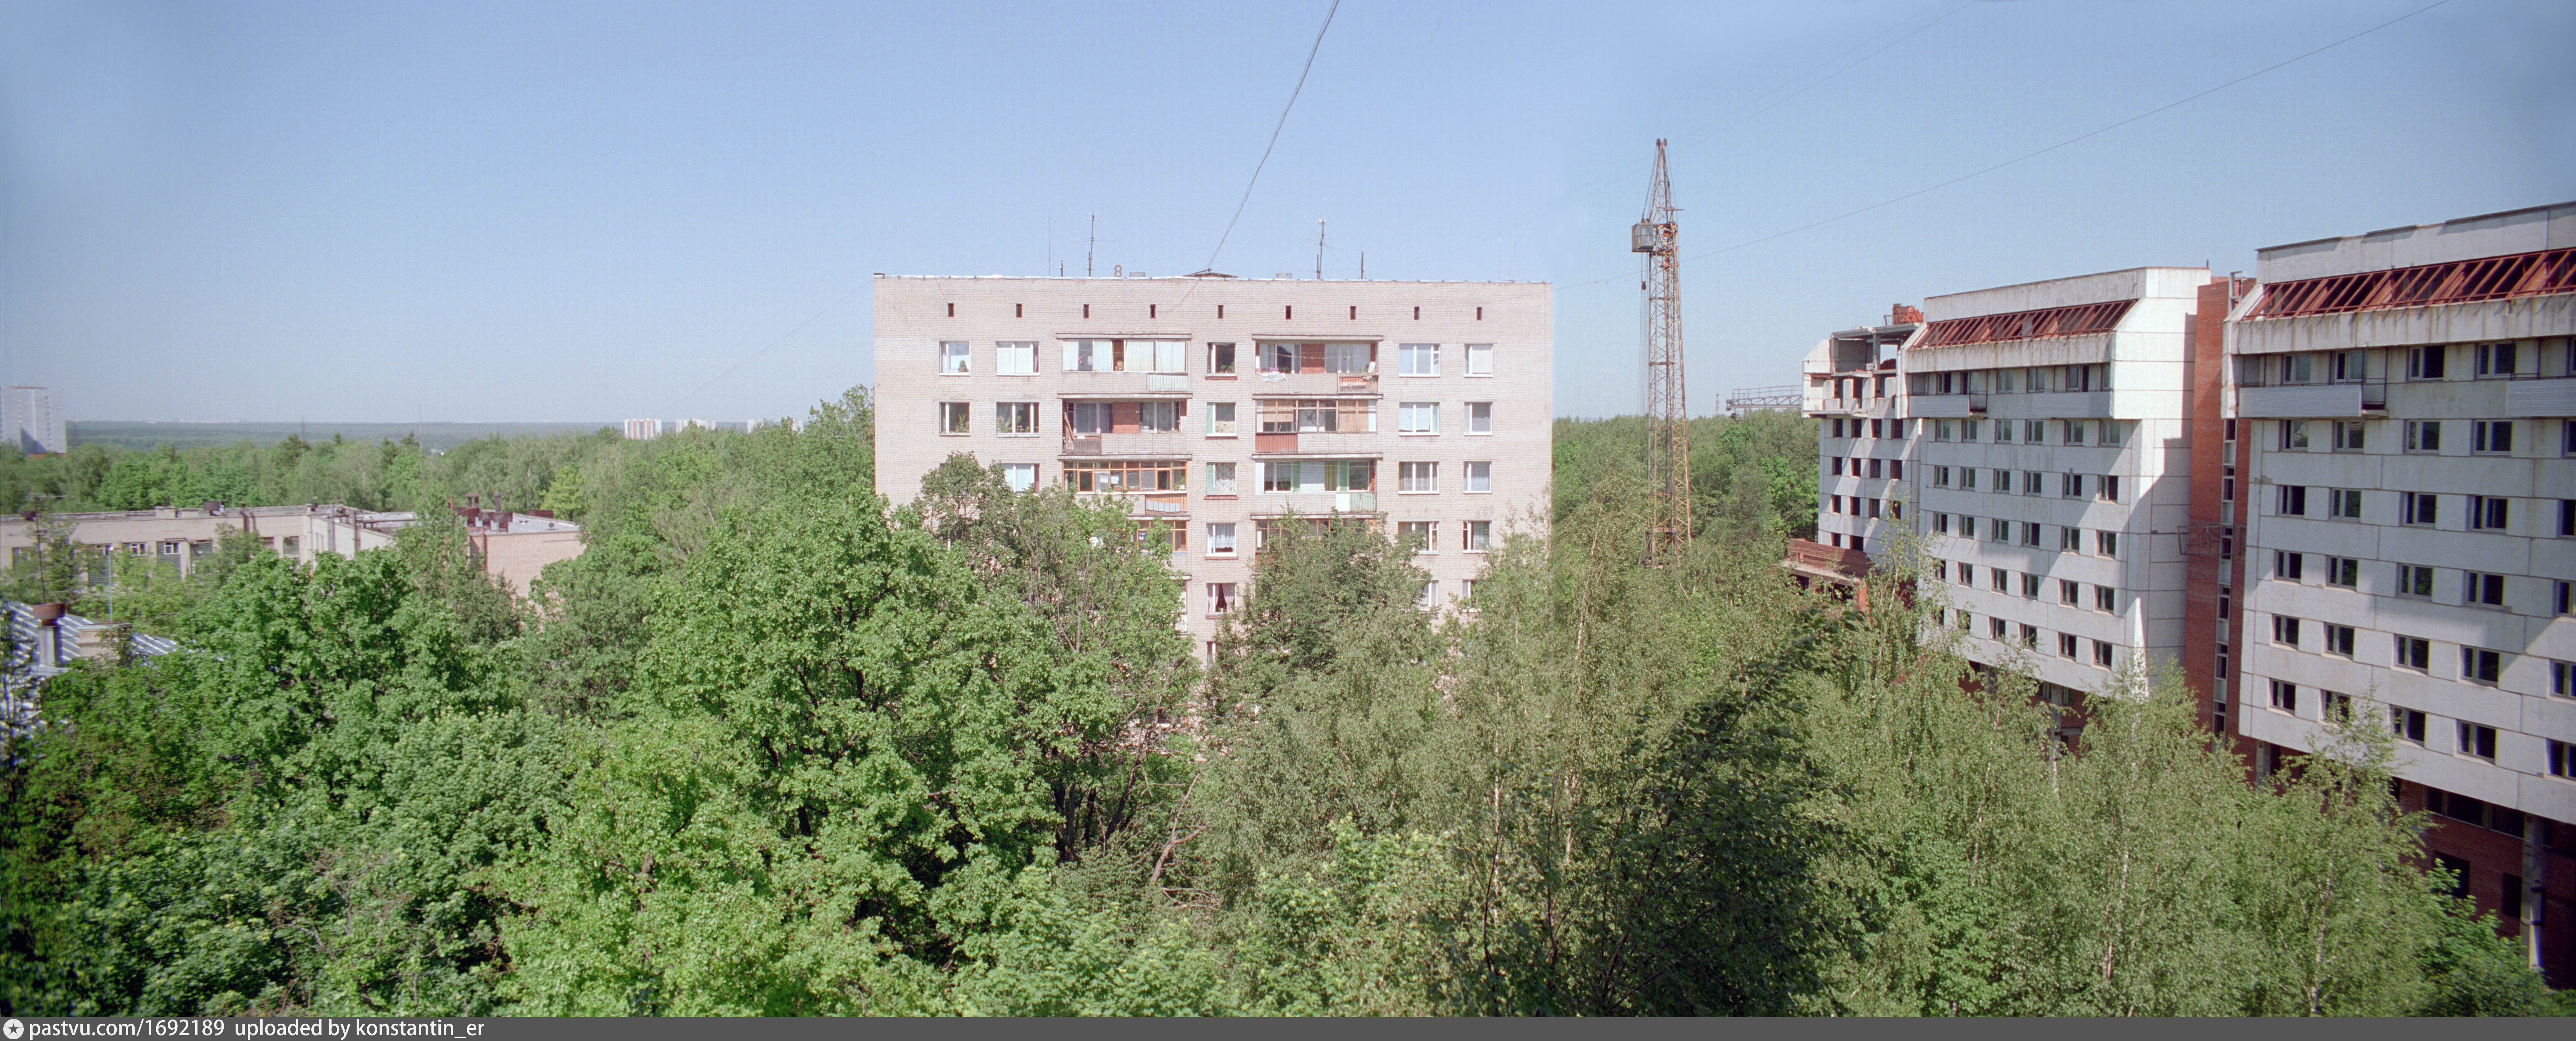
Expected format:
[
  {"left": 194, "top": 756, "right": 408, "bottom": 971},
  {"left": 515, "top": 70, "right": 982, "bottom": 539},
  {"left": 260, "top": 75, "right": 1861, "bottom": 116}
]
[
  {"left": 1315, "top": 219, "right": 1326, "bottom": 280},
  {"left": 1087, "top": 213, "right": 1097, "bottom": 278}
]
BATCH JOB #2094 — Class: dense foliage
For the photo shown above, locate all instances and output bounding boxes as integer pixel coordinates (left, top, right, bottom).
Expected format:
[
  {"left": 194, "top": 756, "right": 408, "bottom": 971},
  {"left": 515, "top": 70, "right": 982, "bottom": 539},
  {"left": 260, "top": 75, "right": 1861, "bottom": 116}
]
[{"left": 4, "top": 397, "right": 2563, "bottom": 1016}]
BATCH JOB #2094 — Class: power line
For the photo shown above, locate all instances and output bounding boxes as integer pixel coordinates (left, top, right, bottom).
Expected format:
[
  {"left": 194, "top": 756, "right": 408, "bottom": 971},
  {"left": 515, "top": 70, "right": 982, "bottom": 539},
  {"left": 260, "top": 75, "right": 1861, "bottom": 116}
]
[
  {"left": 1205, "top": 0, "right": 1340, "bottom": 273},
  {"left": 1557, "top": 0, "right": 2458, "bottom": 292},
  {"left": 651, "top": 280, "right": 869, "bottom": 417}
]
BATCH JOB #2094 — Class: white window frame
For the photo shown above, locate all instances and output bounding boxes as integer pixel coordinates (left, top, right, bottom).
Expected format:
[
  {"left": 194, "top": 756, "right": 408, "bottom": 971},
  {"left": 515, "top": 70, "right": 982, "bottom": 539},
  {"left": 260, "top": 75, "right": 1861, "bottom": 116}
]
[
  {"left": 1466, "top": 401, "right": 1493, "bottom": 434},
  {"left": 1398, "top": 402, "right": 1440, "bottom": 434},
  {"left": 1398, "top": 343, "right": 1440, "bottom": 376},
  {"left": 1465, "top": 343, "right": 1493, "bottom": 376},
  {"left": 1208, "top": 461, "right": 1238, "bottom": 495},
  {"left": 1000, "top": 463, "right": 1038, "bottom": 492},
  {"left": 1463, "top": 460, "right": 1491, "bottom": 493},
  {"left": 1206, "top": 522, "right": 1237, "bottom": 557},
  {"left": 1207, "top": 402, "right": 1238, "bottom": 436},
  {"left": 995, "top": 401, "right": 1039, "bottom": 436},
  {"left": 1399, "top": 461, "right": 1437, "bottom": 493},
  {"left": 996, "top": 341, "right": 1038, "bottom": 375},
  {"left": 939, "top": 401, "right": 971, "bottom": 435},
  {"left": 1463, "top": 519, "right": 1492, "bottom": 552},
  {"left": 940, "top": 340, "right": 971, "bottom": 374}
]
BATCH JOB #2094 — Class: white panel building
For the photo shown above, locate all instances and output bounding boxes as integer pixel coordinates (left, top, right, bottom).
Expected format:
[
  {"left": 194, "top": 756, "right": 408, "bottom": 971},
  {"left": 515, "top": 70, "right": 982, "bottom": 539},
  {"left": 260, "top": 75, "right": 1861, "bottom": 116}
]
[
  {"left": 3, "top": 387, "right": 66, "bottom": 455},
  {"left": 872, "top": 275, "right": 1554, "bottom": 653}
]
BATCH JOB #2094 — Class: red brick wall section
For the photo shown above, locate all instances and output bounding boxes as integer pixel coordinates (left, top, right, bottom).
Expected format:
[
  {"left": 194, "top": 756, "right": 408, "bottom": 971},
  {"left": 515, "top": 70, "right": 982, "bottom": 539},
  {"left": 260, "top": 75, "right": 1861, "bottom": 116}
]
[{"left": 2400, "top": 785, "right": 2576, "bottom": 987}]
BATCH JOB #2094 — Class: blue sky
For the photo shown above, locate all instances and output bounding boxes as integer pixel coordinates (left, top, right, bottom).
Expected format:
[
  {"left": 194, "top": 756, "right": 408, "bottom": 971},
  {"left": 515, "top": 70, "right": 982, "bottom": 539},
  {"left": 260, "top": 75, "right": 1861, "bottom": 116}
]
[{"left": 4, "top": 0, "right": 2569, "bottom": 423}]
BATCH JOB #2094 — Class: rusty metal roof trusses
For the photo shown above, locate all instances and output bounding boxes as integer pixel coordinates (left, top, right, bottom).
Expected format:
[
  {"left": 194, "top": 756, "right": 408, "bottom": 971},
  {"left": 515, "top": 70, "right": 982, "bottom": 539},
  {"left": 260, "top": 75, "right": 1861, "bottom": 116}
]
[
  {"left": 1917, "top": 299, "right": 2135, "bottom": 348},
  {"left": 2248, "top": 247, "right": 2576, "bottom": 319}
]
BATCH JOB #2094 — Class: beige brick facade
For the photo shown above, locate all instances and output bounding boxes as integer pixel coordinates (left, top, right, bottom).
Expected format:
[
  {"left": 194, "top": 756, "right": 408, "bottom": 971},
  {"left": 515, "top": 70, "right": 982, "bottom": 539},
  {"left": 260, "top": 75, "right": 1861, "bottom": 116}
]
[{"left": 872, "top": 275, "right": 1553, "bottom": 653}]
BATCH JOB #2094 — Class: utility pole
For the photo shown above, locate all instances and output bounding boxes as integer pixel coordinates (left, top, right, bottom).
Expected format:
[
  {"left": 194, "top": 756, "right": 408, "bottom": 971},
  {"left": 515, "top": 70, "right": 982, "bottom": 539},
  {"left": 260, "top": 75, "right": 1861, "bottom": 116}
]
[{"left": 1634, "top": 139, "right": 1691, "bottom": 558}]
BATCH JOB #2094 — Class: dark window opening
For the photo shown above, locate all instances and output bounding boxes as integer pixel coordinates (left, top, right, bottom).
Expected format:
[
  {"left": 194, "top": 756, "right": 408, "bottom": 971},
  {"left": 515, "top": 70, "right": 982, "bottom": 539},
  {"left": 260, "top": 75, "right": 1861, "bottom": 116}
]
[{"left": 946, "top": 302, "right": 955, "bottom": 317}]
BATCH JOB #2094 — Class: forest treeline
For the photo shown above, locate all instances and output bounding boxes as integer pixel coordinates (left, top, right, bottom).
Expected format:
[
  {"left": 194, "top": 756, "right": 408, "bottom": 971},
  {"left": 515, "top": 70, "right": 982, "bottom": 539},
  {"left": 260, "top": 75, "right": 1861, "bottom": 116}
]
[{"left": 2, "top": 391, "right": 2562, "bottom": 1016}]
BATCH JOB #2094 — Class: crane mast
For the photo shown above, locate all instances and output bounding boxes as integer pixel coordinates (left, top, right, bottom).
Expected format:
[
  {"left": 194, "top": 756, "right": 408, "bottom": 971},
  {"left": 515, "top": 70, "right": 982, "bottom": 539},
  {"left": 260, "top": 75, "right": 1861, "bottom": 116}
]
[{"left": 1633, "top": 139, "right": 1690, "bottom": 556}]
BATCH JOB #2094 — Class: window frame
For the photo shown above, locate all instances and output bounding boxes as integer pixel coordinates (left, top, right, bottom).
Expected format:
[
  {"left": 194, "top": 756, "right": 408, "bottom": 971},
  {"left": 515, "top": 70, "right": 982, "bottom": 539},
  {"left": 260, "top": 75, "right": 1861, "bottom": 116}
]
[{"left": 940, "top": 340, "right": 971, "bottom": 374}]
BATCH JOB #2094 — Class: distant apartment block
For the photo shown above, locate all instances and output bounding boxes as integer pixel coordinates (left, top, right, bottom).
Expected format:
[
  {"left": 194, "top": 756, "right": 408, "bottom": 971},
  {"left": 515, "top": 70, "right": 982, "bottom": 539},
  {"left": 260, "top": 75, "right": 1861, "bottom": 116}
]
[
  {"left": 3, "top": 387, "right": 66, "bottom": 455},
  {"left": 624, "top": 418, "right": 662, "bottom": 440},
  {"left": 873, "top": 274, "right": 1553, "bottom": 652},
  {"left": 0, "top": 500, "right": 584, "bottom": 598}
]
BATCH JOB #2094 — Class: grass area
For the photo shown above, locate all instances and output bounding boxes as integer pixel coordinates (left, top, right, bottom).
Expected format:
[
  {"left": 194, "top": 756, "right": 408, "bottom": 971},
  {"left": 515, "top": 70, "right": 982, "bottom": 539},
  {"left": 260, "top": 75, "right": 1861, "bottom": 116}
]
[{"left": 70, "top": 421, "right": 620, "bottom": 453}]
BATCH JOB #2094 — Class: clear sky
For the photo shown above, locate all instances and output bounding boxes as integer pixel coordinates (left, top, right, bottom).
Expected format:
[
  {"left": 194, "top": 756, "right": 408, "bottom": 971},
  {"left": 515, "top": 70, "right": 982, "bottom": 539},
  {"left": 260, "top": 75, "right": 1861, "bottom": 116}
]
[{"left": 4, "top": 0, "right": 2570, "bottom": 423}]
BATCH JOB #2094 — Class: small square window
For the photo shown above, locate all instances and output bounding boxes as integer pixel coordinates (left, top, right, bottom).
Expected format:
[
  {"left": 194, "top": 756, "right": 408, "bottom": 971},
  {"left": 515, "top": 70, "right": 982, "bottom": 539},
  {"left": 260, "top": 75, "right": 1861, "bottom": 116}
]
[
  {"left": 1000, "top": 463, "right": 1037, "bottom": 492},
  {"left": 2059, "top": 632, "right": 2079, "bottom": 658},
  {"left": 2394, "top": 635, "right": 2431, "bottom": 672},
  {"left": 2094, "top": 585, "right": 2116, "bottom": 612},
  {"left": 2273, "top": 551, "right": 2304, "bottom": 581},
  {"left": 2461, "top": 647, "right": 2502, "bottom": 685},
  {"left": 940, "top": 340, "right": 971, "bottom": 373},
  {"left": 1991, "top": 568, "right": 2010, "bottom": 592},
  {"left": 2466, "top": 572, "right": 2506, "bottom": 607},
  {"left": 1397, "top": 521, "right": 1437, "bottom": 554},
  {"left": 1466, "top": 402, "right": 1493, "bottom": 434},
  {"left": 2468, "top": 495, "right": 2509, "bottom": 531},
  {"left": 2269, "top": 680, "right": 2298, "bottom": 712},
  {"left": 2093, "top": 640, "right": 2114, "bottom": 668},
  {"left": 2404, "top": 420, "right": 2442, "bottom": 452},
  {"left": 2472, "top": 420, "right": 2515, "bottom": 454},
  {"left": 2059, "top": 579, "right": 2080, "bottom": 605},
  {"left": 2324, "top": 624, "right": 2355, "bottom": 657},
  {"left": 1464, "top": 461, "right": 1491, "bottom": 493},
  {"left": 2272, "top": 615, "right": 2301, "bottom": 647},
  {"left": 1463, "top": 520, "right": 1492, "bottom": 552},
  {"left": 1466, "top": 343, "right": 1493, "bottom": 375},
  {"left": 2392, "top": 707, "right": 2427, "bottom": 744},
  {"left": 939, "top": 401, "right": 971, "bottom": 434},
  {"left": 2021, "top": 573, "right": 2041, "bottom": 599},
  {"left": 1207, "top": 522, "right": 1237, "bottom": 557},
  {"left": 2280, "top": 420, "right": 2310, "bottom": 450},
  {"left": 2457, "top": 720, "right": 2497, "bottom": 760},
  {"left": 2401, "top": 492, "right": 2439, "bottom": 525}
]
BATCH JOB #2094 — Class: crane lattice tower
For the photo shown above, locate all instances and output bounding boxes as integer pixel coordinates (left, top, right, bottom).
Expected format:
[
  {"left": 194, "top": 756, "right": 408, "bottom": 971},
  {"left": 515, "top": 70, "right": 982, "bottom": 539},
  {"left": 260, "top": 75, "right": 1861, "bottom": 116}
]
[{"left": 1632, "top": 139, "right": 1691, "bottom": 556}]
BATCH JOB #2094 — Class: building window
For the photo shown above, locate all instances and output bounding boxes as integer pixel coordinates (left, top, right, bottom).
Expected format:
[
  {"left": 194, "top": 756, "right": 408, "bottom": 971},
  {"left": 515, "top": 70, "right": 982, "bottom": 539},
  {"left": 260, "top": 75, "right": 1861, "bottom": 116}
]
[
  {"left": 2019, "top": 522, "right": 2038, "bottom": 547},
  {"left": 996, "top": 341, "right": 1038, "bottom": 375},
  {"left": 2093, "top": 640, "right": 2114, "bottom": 668},
  {"left": 1989, "top": 617, "right": 2008, "bottom": 640},
  {"left": 2063, "top": 420, "right": 2088, "bottom": 445},
  {"left": 2270, "top": 680, "right": 2298, "bottom": 712},
  {"left": 1259, "top": 459, "right": 1371, "bottom": 493},
  {"left": 1868, "top": 458, "right": 1883, "bottom": 479},
  {"left": 2549, "top": 740, "right": 2574, "bottom": 779},
  {"left": 2394, "top": 635, "right": 2431, "bottom": 672},
  {"left": 1991, "top": 568, "right": 2010, "bottom": 592},
  {"left": 1933, "top": 466, "right": 1951, "bottom": 488},
  {"left": 2324, "top": 624, "right": 2355, "bottom": 658},
  {"left": 1399, "top": 461, "right": 1437, "bottom": 493},
  {"left": 1989, "top": 519, "right": 2010, "bottom": 544},
  {"left": 1958, "top": 564, "right": 1974, "bottom": 586},
  {"left": 2059, "top": 579, "right": 2080, "bottom": 605},
  {"left": 1397, "top": 402, "right": 1440, "bottom": 433},
  {"left": 1259, "top": 398, "right": 1376, "bottom": 433},
  {"left": 1994, "top": 469, "right": 2011, "bottom": 493},
  {"left": 1932, "top": 513, "right": 1950, "bottom": 535},
  {"left": 1464, "top": 520, "right": 1492, "bottom": 552},
  {"left": 2280, "top": 420, "right": 2309, "bottom": 450},
  {"left": 2058, "top": 632, "right": 2080, "bottom": 658},
  {"left": 1137, "top": 401, "right": 1180, "bottom": 432},
  {"left": 1207, "top": 522, "right": 1237, "bottom": 557},
  {"left": 1463, "top": 461, "right": 1492, "bottom": 493},
  {"left": 2021, "top": 573, "right": 2042, "bottom": 599},
  {"left": 2332, "top": 420, "right": 2365, "bottom": 451},
  {"left": 1418, "top": 581, "right": 1439, "bottom": 609},
  {"left": 2024, "top": 420, "right": 2045, "bottom": 444},
  {"left": 2561, "top": 499, "right": 2576, "bottom": 536},
  {"left": 2471, "top": 420, "right": 2514, "bottom": 454},
  {"left": 1960, "top": 516, "right": 1976, "bottom": 539},
  {"left": 2097, "top": 530, "right": 2118, "bottom": 558},
  {"left": 2461, "top": 647, "right": 2502, "bottom": 685},
  {"left": 2328, "top": 489, "right": 2362, "bottom": 520},
  {"left": 1398, "top": 343, "right": 1440, "bottom": 376},
  {"left": 2271, "top": 615, "right": 2300, "bottom": 647},
  {"left": 2475, "top": 341, "right": 2518, "bottom": 376},
  {"left": 1830, "top": 457, "right": 1844, "bottom": 477},
  {"left": 2095, "top": 585, "right": 2116, "bottom": 612},
  {"left": 1207, "top": 342, "right": 1237, "bottom": 374},
  {"left": 2321, "top": 691, "right": 2353, "bottom": 723},
  {"left": 2458, "top": 721, "right": 2498, "bottom": 760},
  {"left": 1932, "top": 560, "right": 1948, "bottom": 581},
  {"left": 1207, "top": 401, "right": 1238, "bottom": 436},
  {"left": 2392, "top": 708, "right": 2427, "bottom": 744},
  {"left": 2403, "top": 420, "right": 2442, "bottom": 453},
  {"left": 2468, "top": 495, "right": 2509, "bottom": 531},
  {"left": 2401, "top": 492, "right": 2438, "bottom": 525},
  {"left": 2277, "top": 485, "right": 2308, "bottom": 516},
  {"left": 939, "top": 401, "right": 971, "bottom": 434},
  {"left": 2466, "top": 571, "right": 2506, "bottom": 607},
  {"left": 1064, "top": 459, "right": 1187, "bottom": 492},
  {"left": 2018, "top": 624, "right": 2039, "bottom": 649},
  {"left": 2061, "top": 473, "right": 2084, "bottom": 498},
  {"left": 1208, "top": 461, "right": 1237, "bottom": 495},
  {"left": 1397, "top": 521, "right": 1436, "bottom": 554},
  {"left": 1466, "top": 402, "right": 1493, "bottom": 434},
  {"left": 1466, "top": 343, "right": 1493, "bottom": 375},
  {"left": 2407, "top": 345, "right": 2447, "bottom": 379},
  {"left": 2098, "top": 475, "right": 2120, "bottom": 503},
  {"left": 995, "top": 401, "right": 1039, "bottom": 435},
  {"left": 940, "top": 340, "right": 971, "bottom": 373},
  {"left": 2550, "top": 660, "right": 2572, "bottom": 698},
  {"left": 2273, "top": 551, "right": 2303, "bottom": 581},
  {"left": 1207, "top": 583, "right": 1237, "bottom": 614},
  {"left": 2024, "top": 470, "right": 2043, "bottom": 496}
]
